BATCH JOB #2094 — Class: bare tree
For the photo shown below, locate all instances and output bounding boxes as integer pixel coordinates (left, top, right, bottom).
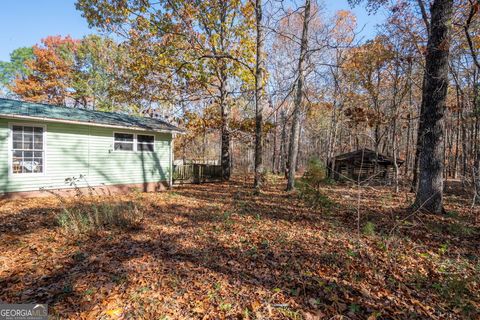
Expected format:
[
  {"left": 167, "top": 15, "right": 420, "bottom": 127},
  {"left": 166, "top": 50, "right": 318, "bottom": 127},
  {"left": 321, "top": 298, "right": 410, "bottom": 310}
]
[
  {"left": 287, "top": 0, "right": 311, "bottom": 191},
  {"left": 254, "top": 0, "right": 266, "bottom": 191}
]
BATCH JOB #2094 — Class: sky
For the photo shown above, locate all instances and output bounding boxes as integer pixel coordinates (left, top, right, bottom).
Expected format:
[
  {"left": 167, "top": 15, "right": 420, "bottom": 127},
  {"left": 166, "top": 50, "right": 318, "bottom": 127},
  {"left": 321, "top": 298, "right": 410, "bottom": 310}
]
[
  {"left": 0, "top": 0, "right": 384, "bottom": 62},
  {"left": 324, "top": 0, "right": 384, "bottom": 39}
]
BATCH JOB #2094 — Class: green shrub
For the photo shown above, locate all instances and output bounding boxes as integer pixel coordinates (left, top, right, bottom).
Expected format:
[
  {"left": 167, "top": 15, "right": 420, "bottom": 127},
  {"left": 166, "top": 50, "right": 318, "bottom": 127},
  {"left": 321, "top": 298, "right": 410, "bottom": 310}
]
[
  {"left": 304, "top": 157, "right": 326, "bottom": 187},
  {"left": 362, "top": 221, "right": 376, "bottom": 236},
  {"left": 300, "top": 189, "right": 332, "bottom": 210},
  {"left": 296, "top": 157, "right": 334, "bottom": 209},
  {"left": 297, "top": 179, "right": 334, "bottom": 209}
]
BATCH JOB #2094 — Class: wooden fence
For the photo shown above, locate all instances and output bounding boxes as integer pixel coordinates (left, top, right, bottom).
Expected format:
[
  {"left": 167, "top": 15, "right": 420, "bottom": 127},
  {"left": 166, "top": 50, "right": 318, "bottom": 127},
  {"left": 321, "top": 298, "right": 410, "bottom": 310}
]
[{"left": 173, "top": 164, "right": 223, "bottom": 184}]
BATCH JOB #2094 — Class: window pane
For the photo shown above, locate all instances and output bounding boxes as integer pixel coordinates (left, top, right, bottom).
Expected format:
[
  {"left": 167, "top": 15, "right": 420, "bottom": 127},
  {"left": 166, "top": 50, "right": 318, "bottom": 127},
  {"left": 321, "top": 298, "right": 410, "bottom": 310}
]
[
  {"left": 23, "top": 127, "right": 33, "bottom": 134},
  {"left": 114, "top": 142, "right": 134, "bottom": 151},
  {"left": 138, "top": 135, "right": 154, "bottom": 143},
  {"left": 34, "top": 134, "right": 43, "bottom": 149},
  {"left": 13, "top": 141, "right": 22, "bottom": 149},
  {"left": 34, "top": 127, "right": 43, "bottom": 134},
  {"left": 13, "top": 150, "right": 23, "bottom": 158},
  {"left": 137, "top": 135, "right": 154, "bottom": 152},
  {"left": 138, "top": 143, "right": 154, "bottom": 152},
  {"left": 13, "top": 165, "right": 22, "bottom": 173},
  {"left": 13, "top": 132, "right": 22, "bottom": 141},
  {"left": 24, "top": 134, "right": 33, "bottom": 150},
  {"left": 33, "top": 159, "right": 42, "bottom": 173},
  {"left": 12, "top": 149, "right": 22, "bottom": 174},
  {"left": 23, "top": 159, "right": 33, "bottom": 173},
  {"left": 114, "top": 133, "right": 134, "bottom": 142}
]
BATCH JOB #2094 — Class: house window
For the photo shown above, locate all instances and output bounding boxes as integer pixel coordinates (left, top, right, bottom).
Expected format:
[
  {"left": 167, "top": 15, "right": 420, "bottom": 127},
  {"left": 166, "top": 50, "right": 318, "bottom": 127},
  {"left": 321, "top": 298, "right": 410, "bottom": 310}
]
[
  {"left": 137, "top": 134, "right": 155, "bottom": 152},
  {"left": 114, "top": 133, "right": 134, "bottom": 151},
  {"left": 11, "top": 125, "right": 44, "bottom": 174}
]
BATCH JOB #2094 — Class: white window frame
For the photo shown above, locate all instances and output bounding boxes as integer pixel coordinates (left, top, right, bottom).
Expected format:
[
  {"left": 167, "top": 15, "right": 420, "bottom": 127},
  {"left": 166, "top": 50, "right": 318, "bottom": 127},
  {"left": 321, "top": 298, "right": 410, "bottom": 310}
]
[
  {"left": 112, "top": 132, "right": 156, "bottom": 152},
  {"left": 137, "top": 134, "right": 155, "bottom": 152},
  {"left": 113, "top": 131, "right": 135, "bottom": 152},
  {"left": 8, "top": 122, "right": 47, "bottom": 177}
]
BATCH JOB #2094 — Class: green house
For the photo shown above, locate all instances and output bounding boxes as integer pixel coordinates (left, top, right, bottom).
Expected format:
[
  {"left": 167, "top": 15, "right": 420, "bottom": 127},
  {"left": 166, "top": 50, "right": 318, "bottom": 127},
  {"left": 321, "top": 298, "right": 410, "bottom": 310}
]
[{"left": 0, "top": 98, "right": 183, "bottom": 198}]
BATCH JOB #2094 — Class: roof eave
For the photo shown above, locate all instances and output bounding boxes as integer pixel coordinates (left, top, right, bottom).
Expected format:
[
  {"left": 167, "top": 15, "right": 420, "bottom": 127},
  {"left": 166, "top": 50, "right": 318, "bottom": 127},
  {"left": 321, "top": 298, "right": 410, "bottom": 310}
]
[{"left": 0, "top": 113, "right": 185, "bottom": 134}]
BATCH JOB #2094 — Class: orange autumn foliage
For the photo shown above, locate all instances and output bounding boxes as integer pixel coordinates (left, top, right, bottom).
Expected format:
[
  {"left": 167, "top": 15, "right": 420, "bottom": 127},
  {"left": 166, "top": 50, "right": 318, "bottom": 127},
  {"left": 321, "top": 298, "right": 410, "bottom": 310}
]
[{"left": 12, "top": 36, "right": 79, "bottom": 105}]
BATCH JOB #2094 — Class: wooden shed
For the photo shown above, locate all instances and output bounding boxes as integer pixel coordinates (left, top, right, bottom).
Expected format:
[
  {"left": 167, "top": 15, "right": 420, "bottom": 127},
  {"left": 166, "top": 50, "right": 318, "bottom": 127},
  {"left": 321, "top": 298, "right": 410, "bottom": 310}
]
[{"left": 328, "top": 148, "right": 403, "bottom": 183}]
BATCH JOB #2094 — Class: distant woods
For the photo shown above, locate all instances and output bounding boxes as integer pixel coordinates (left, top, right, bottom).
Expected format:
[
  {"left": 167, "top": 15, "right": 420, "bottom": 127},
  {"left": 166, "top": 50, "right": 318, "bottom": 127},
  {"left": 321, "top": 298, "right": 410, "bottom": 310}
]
[{"left": 1, "top": 0, "right": 479, "bottom": 212}]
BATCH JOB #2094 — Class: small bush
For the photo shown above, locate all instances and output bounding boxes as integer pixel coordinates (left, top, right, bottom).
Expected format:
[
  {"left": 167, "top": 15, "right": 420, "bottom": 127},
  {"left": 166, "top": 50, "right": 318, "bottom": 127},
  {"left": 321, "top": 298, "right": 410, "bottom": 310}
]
[
  {"left": 297, "top": 179, "right": 334, "bottom": 209},
  {"left": 303, "top": 157, "right": 326, "bottom": 188},
  {"left": 57, "top": 199, "right": 143, "bottom": 235},
  {"left": 44, "top": 175, "right": 144, "bottom": 235},
  {"left": 296, "top": 158, "right": 334, "bottom": 210},
  {"left": 362, "top": 222, "right": 376, "bottom": 236}
]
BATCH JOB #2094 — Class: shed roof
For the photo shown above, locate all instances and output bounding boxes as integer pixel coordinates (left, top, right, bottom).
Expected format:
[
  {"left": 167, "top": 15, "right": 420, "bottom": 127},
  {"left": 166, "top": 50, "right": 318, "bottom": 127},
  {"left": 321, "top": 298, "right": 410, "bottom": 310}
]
[
  {"left": 334, "top": 148, "right": 404, "bottom": 165},
  {"left": 0, "top": 98, "right": 183, "bottom": 133}
]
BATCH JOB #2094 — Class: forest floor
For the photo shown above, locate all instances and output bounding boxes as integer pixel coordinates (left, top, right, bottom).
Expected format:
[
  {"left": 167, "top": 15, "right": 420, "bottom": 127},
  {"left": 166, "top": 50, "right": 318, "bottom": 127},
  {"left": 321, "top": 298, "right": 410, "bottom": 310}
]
[{"left": 0, "top": 176, "right": 479, "bottom": 319}]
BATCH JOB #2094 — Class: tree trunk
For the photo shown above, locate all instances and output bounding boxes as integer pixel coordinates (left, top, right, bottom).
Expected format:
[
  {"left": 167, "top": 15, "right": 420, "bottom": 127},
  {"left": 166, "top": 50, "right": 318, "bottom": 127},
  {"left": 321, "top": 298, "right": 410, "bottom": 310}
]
[
  {"left": 412, "top": 72, "right": 428, "bottom": 192},
  {"left": 327, "top": 106, "right": 338, "bottom": 179},
  {"left": 393, "top": 117, "right": 399, "bottom": 193},
  {"left": 280, "top": 109, "right": 287, "bottom": 175},
  {"left": 218, "top": 4, "right": 231, "bottom": 181},
  {"left": 453, "top": 111, "right": 459, "bottom": 179},
  {"left": 474, "top": 84, "right": 480, "bottom": 203},
  {"left": 461, "top": 105, "right": 468, "bottom": 184},
  {"left": 220, "top": 67, "right": 230, "bottom": 181},
  {"left": 287, "top": 0, "right": 311, "bottom": 191},
  {"left": 414, "top": 0, "right": 453, "bottom": 214},
  {"left": 411, "top": 126, "right": 421, "bottom": 192},
  {"left": 405, "top": 113, "right": 411, "bottom": 177},
  {"left": 254, "top": 0, "right": 265, "bottom": 190},
  {"left": 296, "top": 123, "right": 302, "bottom": 171},
  {"left": 272, "top": 101, "right": 278, "bottom": 173},
  {"left": 203, "top": 122, "right": 207, "bottom": 163},
  {"left": 374, "top": 123, "right": 380, "bottom": 175}
]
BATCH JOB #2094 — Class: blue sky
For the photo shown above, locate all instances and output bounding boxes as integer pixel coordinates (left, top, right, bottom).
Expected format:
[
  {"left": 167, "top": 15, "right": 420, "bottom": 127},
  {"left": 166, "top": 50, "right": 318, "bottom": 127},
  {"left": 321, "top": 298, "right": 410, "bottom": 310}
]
[
  {"left": 325, "top": 0, "right": 384, "bottom": 39},
  {"left": 0, "top": 0, "right": 383, "bottom": 62}
]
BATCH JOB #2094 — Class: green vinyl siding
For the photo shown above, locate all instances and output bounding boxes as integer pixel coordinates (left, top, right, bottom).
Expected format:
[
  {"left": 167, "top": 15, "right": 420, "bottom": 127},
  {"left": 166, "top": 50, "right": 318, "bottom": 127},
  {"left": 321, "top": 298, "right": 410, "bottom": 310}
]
[{"left": 0, "top": 118, "right": 172, "bottom": 194}]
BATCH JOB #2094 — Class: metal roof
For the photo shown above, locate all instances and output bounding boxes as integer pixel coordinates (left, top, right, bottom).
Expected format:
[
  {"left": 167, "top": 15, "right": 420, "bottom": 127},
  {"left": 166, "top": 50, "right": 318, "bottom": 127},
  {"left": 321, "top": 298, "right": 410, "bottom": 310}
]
[{"left": 0, "top": 98, "right": 183, "bottom": 133}]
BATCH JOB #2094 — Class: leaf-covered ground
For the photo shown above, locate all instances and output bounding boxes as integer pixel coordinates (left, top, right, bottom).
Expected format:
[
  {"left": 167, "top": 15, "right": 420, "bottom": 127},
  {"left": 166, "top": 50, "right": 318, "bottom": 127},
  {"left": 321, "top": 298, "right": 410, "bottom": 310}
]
[{"left": 0, "top": 177, "right": 479, "bottom": 319}]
